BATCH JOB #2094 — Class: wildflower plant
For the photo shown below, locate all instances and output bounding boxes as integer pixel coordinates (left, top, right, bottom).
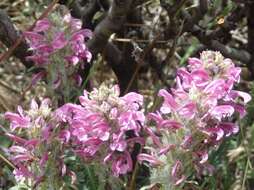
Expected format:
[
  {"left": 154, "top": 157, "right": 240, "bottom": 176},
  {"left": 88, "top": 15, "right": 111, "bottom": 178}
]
[
  {"left": 4, "top": 99, "right": 75, "bottom": 189},
  {"left": 138, "top": 51, "right": 251, "bottom": 189},
  {"left": 2, "top": 49, "right": 251, "bottom": 190},
  {"left": 24, "top": 8, "right": 92, "bottom": 101},
  {"left": 55, "top": 84, "right": 145, "bottom": 189},
  {"left": 3, "top": 84, "right": 145, "bottom": 189}
]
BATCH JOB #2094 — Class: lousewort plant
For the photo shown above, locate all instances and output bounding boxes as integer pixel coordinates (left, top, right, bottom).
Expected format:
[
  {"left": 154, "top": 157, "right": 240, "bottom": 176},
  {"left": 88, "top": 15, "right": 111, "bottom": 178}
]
[
  {"left": 24, "top": 9, "right": 92, "bottom": 100},
  {"left": 138, "top": 51, "right": 251, "bottom": 189},
  {"left": 55, "top": 84, "right": 145, "bottom": 188},
  {"left": 4, "top": 84, "right": 145, "bottom": 189},
  {"left": 3, "top": 50, "right": 251, "bottom": 190},
  {"left": 4, "top": 99, "right": 75, "bottom": 189}
]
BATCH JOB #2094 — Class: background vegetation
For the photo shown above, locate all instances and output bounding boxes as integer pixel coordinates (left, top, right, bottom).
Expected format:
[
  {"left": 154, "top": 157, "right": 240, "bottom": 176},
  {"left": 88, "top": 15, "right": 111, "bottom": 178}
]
[{"left": 0, "top": 0, "right": 253, "bottom": 189}]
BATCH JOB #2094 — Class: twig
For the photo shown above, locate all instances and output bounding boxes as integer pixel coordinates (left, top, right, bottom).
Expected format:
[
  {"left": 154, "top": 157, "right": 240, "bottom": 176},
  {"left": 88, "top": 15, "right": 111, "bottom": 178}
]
[
  {"left": 124, "top": 34, "right": 161, "bottom": 94},
  {"left": 182, "top": 8, "right": 251, "bottom": 64},
  {"left": 0, "top": 80, "right": 20, "bottom": 94},
  {"left": 112, "top": 38, "right": 168, "bottom": 44},
  {"left": 0, "top": 151, "right": 16, "bottom": 169},
  {"left": 0, "top": 93, "right": 11, "bottom": 111},
  {"left": 127, "top": 161, "right": 139, "bottom": 190},
  {"left": 241, "top": 157, "right": 250, "bottom": 190}
]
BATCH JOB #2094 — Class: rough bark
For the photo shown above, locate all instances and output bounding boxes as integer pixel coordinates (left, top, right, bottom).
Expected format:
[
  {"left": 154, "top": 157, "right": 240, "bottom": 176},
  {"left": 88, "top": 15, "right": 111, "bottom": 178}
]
[{"left": 0, "top": 10, "right": 33, "bottom": 68}]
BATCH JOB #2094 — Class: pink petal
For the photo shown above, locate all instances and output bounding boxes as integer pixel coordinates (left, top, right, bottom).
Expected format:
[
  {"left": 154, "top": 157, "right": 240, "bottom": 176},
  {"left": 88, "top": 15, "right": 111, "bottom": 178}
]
[
  {"left": 52, "top": 32, "right": 68, "bottom": 50},
  {"left": 70, "top": 18, "right": 82, "bottom": 31},
  {"left": 121, "top": 92, "right": 143, "bottom": 105},
  {"left": 204, "top": 79, "right": 226, "bottom": 98},
  {"left": 110, "top": 140, "right": 127, "bottom": 152},
  {"left": 6, "top": 133, "right": 27, "bottom": 144},
  {"left": 138, "top": 153, "right": 163, "bottom": 166},
  {"left": 147, "top": 112, "right": 163, "bottom": 123},
  {"left": 196, "top": 151, "right": 208, "bottom": 164},
  {"left": 71, "top": 29, "right": 92, "bottom": 40},
  {"left": 226, "top": 66, "right": 241, "bottom": 82},
  {"left": 188, "top": 57, "right": 202, "bottom": 70},
  {"left": 59, "top": 130, "right": 71, "bottom": 143},
  {"left": 65, "top": 55, "right": 79, "bottom": 65},
  {"left": 159, "top": 120, "right": 182, "bottom": 130},
  {"left": 158, "top": 144, "right": 175, "bottom": 155},
  {"left": 31, "top": 71, "right": 46, "bottom": 86},
  {"left": 39, "top": 153, "right": 48, "bottom": 167},
  {"left": 202, "top": 127, "right": 224, "bottom": 141},
  {"left": 158, "top": 89, "right": 178, "bottom": 113},
  {"left": 178, "top": 102, "right": 196, "bottom": 119},
  {"left": 210, "top": 105, "right": 234, "bottom": 120},
  {"left": 218, "top": 122, "right": 239, "bottom": 136},
  {"left": 181, "top": 135, "right": 193, "bottom": 149},
  {"left": 144, "top": 127, "right": 162, "bottom": 147},
  {"left": 177, "top": 68, "right": 192, "bottom": 89},
  {"left": 34, "top": 18, "right": 51, "bottom": 32},
  {"left": 171, "top": 160, "right": 185, "bottom": 186},
  {"left": 36, "top": 44, "right": 53, "bottom": 54},
  {"left": 228, "top": 102, "right": 246, "bottom": 118},
  {"left": 26, "top": 54, "right": 49, "bottom": 65},
  {"left": 4, "top": 112, "right": 30, "bottom": 130},
  {"left": 228, "top": 90, "right": 252, "bottom": 104},
  {"left": 9, "top": 146, "right": 27, "bottom": 154},
  {"left": 112, "top": 152, "right": 133, "bottom": 176},
  {"left": 23, "top": 31, "right": 44, "bottom": 44},
  {"left": 52, "top": 74, "right": 62, "bottom": 89},
  {"left": 30, "top": 99, "right": 38, "bottom": 110}
]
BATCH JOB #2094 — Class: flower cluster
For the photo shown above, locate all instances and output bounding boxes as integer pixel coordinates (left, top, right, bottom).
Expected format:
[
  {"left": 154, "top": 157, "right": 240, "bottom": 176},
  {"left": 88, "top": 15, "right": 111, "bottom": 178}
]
[
  {"left": 56, "top": 84, "right": 145, "bottom": 177},
  {"left": 4, "top": 84, "right": 145, "bottom": 188},
  {"left": 24, "top": 10, "right": 92, "bottom": 92},
  {"left": 4, "top": 99, "right": 73, "bottom": 189},
  {"left": 138, "top": 51, "right": 251, "bottom": 188}
]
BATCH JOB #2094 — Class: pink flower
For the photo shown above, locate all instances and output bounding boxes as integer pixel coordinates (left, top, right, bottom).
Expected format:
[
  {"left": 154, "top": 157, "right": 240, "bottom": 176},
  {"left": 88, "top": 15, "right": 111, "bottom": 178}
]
[
  {"left": 158, "top": 89, "right": 178, "bottom": 113},
  {"left": 31, "top": 71, "right": 47, "bottom": 86},
  {"left": 5, "top": 107, "right": 30, "bottom": 131},
  {"left": 171, "top": 160, "right": 185, "bottom": 186},
  {"left": 110, "top": 133, "right": 127, "bottom": 151},
  {"left": 158, "top": 120, "right": 182, "bottom": 130},
  {"left": 59, "top": 130, "right": 71, "bottom": 144},
  {"left": 188, "top": 57, "right": 202, "bottom": 69},
  {"left": 52, "top": 32, "right": 68, "bottom": 50},
  {"left": 56, "top": 84, "right": 145, "bottom": 176},
  {"left": 4, "top": 98, "right": 69, "bottom": 187},
  {"left": 178, "top": 102, "right": 196, "bottom": 119},
  {"left": 194, "top": 151, "right": 209, "bottom": 164},
  {"left": 26, "top": 54, "right": 49, "bottom": 65},
  {"left": 218, "top": 122, "right": 239, "bottom": 137},
  {"left": 209, "top": 105, "right": 234, "bottom": 121},
  {"left": 70, "top": 18, "right": 82, "bottom": 31},
  {"left": 24, "top": 12, "right": 92, "bottom": 92},
  {"left": 140, "top": 51, "right": 251, "bottom": 187},
  {"left": 138, "top": 154, "right": 163, "bottom": 166},
  {"left": 158, "top": 144, "right": 175, "bottom": 155},
  {"left": 13, "top": 165, "right": 34, "bottom": 182},
  {"left": 112, "top": 151, "right": 133, "bottom": 177},
  {"left": 202, "top": 127, "right": 224, "bottom": 141},
  {"left": 227, "top": 90, "right": 252, "bottom": 104},
  {"left": 33, "top": 18, "right": 51, "bottom": 32},
  {"left": 23, "top": 32, "right": 44, "bottom": 47}
]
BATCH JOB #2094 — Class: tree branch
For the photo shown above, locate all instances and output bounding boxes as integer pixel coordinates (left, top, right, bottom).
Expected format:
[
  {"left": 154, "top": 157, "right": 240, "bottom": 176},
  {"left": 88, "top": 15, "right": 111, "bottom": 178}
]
[
  {"left": 87, "top": 0, "right": 134, "bottom": 54},
  {"left": 247, "top": 0, "right": 254, "bottom": 77},
  {"left": 182, "top": 7, "right": 250, "bottom": 64},
  {"left": 0, "top": 10, "right": 33, "bottom": 68}
]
